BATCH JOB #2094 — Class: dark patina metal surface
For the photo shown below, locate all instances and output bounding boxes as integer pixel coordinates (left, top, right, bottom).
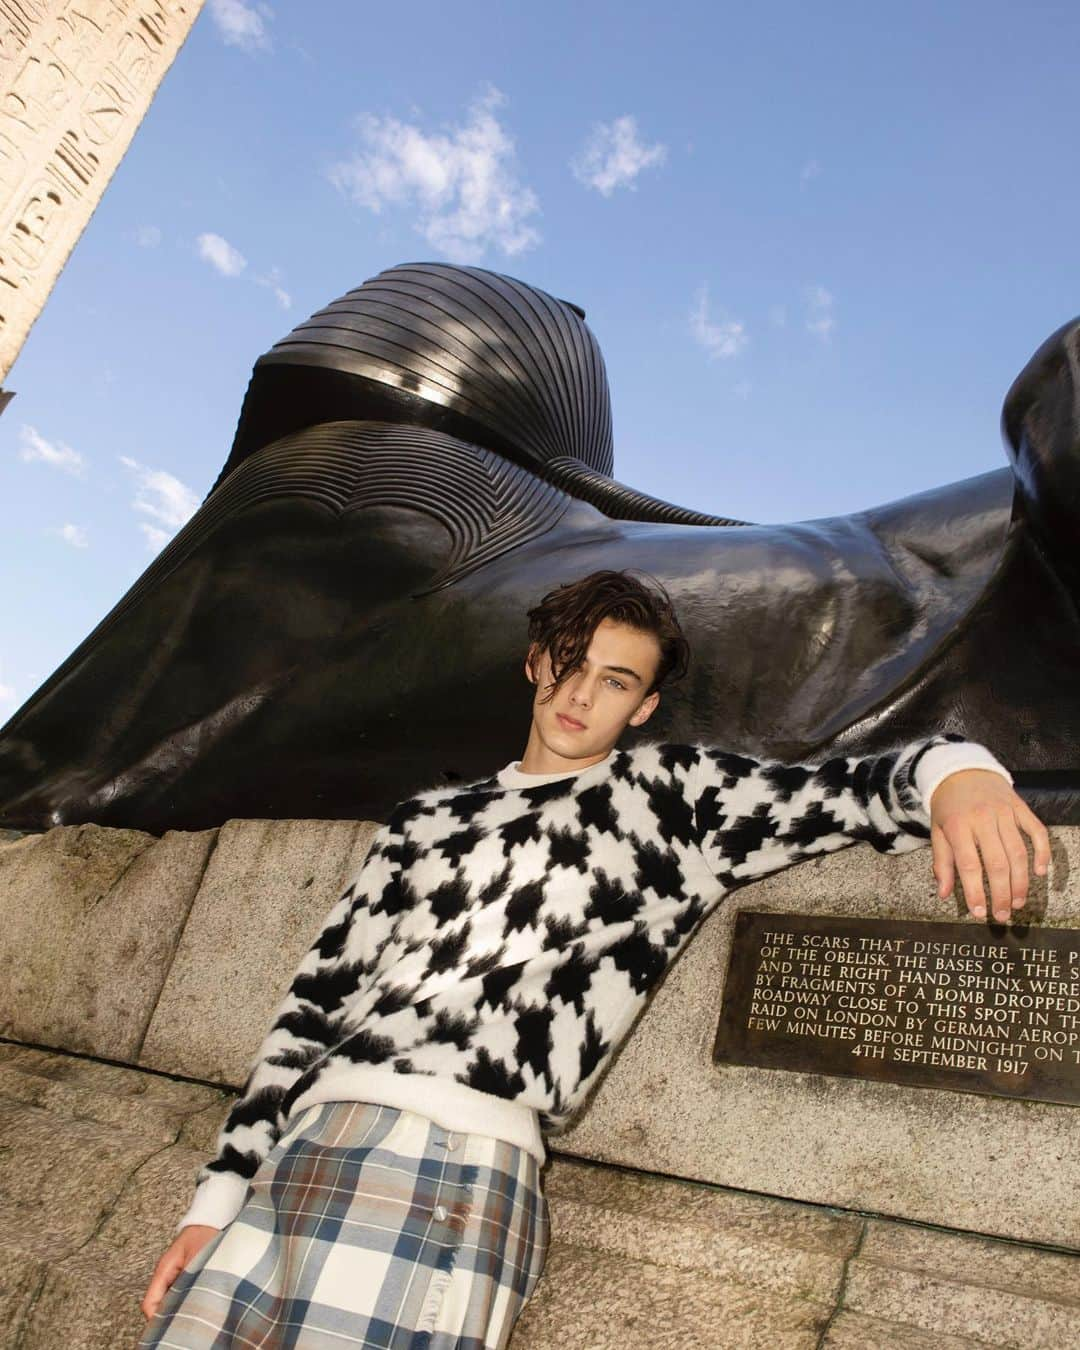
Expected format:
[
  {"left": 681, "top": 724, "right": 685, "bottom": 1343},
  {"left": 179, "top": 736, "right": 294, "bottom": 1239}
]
[
  {"left": 715, "top": 911, "right": 1080, "bottom": 1107},
  {"left": 0, "top": 261, "right": 1078, "bottom": 833}
]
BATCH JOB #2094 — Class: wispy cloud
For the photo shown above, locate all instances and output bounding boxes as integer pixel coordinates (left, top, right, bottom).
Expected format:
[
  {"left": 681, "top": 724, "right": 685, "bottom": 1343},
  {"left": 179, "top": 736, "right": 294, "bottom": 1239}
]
[
  {"left": 18, "top": 424, "right": 86, "bottom": 477},
  {"left": 195, "top": 232, "right": 290, "bottom": 309},
  {"left": 134, "top": 224, "right": 161, "bottom": 248},
  {"left": 570, "top": 115, "right": 666, "bottom": 196},
  {"left": 328, "top": 86, "right": 540, "bottom": 262},
  {"left": 197, "top": 231, "right": 247, "bottom": 277},
  {"left": 690, "top": 285, "right": 748, "bottom": 360},
  {"left": 805, "top": 283, "right": 835, "bottom": 342},
  {"left": 208, "top": 0, "right": 271, "bottom": 52},
  {"left": 255, "top": 265, "right": 291, "bottom": 309},
  {"left": 119, "top": 455, "right": 200, "bottom": 552},
  {"left": 800, "top": 157, "right": 821, "bottom": 188},
  {"left": 49, "top": 523, "right": 89, "bottom": 548}
]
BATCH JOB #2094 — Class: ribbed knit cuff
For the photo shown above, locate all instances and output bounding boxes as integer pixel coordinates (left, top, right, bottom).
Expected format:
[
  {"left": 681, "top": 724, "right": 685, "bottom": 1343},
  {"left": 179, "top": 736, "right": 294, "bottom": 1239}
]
[
  {"left": 913, "top": 742, "right": 1014, "bottom": 815},
  {"left": 173, "top": 1172, "right": 251, "bottom": 1237}
]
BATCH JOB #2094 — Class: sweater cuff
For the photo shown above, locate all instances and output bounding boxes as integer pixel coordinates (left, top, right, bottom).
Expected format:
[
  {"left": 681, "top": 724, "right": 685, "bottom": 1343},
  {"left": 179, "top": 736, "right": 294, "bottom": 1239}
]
[
  {"left": 914, "top": 742, "right": 1014, "bottom": 814},
  {"left": 173, "top": 1172, "right": 251, "bottom": 1237}
]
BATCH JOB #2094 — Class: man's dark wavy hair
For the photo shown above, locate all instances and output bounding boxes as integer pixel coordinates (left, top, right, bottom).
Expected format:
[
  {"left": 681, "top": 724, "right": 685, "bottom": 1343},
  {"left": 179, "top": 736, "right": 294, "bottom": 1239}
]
[{"left": 525, "top": 570, "right": 691, "bottom": 701}]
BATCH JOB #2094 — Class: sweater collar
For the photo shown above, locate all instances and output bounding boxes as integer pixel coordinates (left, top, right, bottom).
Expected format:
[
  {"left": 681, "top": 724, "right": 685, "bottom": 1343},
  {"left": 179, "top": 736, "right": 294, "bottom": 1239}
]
[{"left": 496, "top": 750, "right": 614, "bottom": 789}]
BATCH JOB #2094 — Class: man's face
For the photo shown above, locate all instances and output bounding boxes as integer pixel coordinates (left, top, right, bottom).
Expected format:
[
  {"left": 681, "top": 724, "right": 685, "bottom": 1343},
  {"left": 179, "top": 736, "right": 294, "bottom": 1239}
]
[{"left": 524, "top": 618, "right": 662, "bottom": 763}]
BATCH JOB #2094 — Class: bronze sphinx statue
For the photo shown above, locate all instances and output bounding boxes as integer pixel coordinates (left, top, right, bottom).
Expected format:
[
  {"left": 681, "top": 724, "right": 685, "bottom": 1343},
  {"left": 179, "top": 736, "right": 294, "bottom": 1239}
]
[{"left": 1, "top": 261, "right": 1077, "bottom": 833}]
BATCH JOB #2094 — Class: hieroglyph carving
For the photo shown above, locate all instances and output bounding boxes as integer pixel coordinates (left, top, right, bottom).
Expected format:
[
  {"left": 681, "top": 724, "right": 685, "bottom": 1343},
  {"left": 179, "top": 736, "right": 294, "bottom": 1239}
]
[{"left": 0, "top": 0, "right": 206, "bottom": 378}]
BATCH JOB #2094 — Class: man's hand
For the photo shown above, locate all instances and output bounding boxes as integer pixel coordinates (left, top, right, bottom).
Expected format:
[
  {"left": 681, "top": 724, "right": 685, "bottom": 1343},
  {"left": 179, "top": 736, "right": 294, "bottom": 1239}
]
[
  {"left": 929, "top": 769, "right": 1051, "bottom": 923},
  {"left": 141, "top": 1224, "right": 221, "bottom": 1321}
]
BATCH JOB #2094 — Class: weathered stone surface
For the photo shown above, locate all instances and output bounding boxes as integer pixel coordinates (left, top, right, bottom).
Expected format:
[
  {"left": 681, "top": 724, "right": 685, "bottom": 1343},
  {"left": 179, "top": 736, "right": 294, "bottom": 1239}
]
[
  {"left": 822, "top": 1310, "right": 984, "bottom": 1348},
  {"left": 0, "top": 1042, "right": 223, "bottom": 1144},
  {"left": 543, "top": 1156, "right": 858, "bottom": 1302},
  {"left": 0, "top": 1095, "right": 163, "bottom": 1261},
  {"left": 511, "top": 1242, "right": 830, "bottom": 1349},
  {"left": 15, "top": 1262, "right": 148, "bottom": 1350},
  {"left": 554, "top": 825, "right": 1080, "bottom": 1248},
  {"left": 857, "top": 1220, "right": 1080, "bottom": 1304},
  {"left": 1, "top": 1047, "right": 1078, "bottom": 1349},
  {"left": 843, "top": 1220, "right": 1080, "bottom": 1347},
  {"left": 174, "top": 1093, "right": 234, "bottom": 1155},
  {"left": 0, "top": 0, "right": 207, "bottom": 380},
  {"left": 844, "top": 1261, "right": 1078, "bottom": 1349},
  {"left": 544, "top": 1155, "right": 860, "bottom": 1257},
  {"left": 139, "top": 818, "right": 380, "bottom": 1084},
  {"left": 0, "top": 821, "right": 215, "bottom": 1059},
  {"left": 0, "top": 1049, "right": 229, "bottom": 1347},
  {"left": 0, "top": 1243, "right": 47, "bottom": 1346}
]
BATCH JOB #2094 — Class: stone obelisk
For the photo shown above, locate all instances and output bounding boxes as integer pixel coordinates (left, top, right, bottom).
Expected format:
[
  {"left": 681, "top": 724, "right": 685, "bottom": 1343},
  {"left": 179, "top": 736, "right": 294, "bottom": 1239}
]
[{"left": 0, "top": 0, "right": 206, "bottom": 387}]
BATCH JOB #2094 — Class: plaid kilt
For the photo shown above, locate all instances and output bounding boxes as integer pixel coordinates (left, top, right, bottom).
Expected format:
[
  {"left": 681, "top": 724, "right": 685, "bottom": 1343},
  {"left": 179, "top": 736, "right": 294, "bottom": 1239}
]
[{"left": 139, "top": 1100, "right": 550, "bottom": 1349}]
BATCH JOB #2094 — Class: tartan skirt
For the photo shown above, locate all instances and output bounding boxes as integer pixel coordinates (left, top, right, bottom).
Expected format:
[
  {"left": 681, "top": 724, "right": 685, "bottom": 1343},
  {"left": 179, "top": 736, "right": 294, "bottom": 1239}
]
[{"left": 138, "top": 1100, "right": 550, "bottom": 1349}]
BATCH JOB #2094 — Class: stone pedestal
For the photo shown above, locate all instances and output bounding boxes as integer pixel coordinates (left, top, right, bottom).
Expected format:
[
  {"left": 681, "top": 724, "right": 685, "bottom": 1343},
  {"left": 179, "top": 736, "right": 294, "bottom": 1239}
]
[{"left": 2, "top": 817, "right": 1077, "bottom": 1256}]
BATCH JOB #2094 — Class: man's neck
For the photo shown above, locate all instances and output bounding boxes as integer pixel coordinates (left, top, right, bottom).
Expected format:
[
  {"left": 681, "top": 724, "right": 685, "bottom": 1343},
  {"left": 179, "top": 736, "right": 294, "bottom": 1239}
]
[{"left": 517, "top": 726, "right": 616, "bottom": 775}]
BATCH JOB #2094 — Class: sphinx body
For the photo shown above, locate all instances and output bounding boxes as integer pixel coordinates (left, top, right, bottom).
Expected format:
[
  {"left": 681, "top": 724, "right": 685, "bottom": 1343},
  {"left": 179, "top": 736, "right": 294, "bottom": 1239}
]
[{"left": 1, "top": 262, "right": 1078, "bottom": 833}]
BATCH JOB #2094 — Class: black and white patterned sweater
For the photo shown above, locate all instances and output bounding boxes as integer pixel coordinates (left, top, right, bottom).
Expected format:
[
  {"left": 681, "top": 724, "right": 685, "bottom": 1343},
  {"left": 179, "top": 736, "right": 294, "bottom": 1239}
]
[{"left": 178, "top": 732, "right": 1012, "bottom": 1233}]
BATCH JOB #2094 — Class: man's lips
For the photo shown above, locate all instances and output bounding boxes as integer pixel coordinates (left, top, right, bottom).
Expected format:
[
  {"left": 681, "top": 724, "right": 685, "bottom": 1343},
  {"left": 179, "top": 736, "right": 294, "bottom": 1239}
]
[{"left": 557, "top": 713, "right": 586, "bottom": 731}]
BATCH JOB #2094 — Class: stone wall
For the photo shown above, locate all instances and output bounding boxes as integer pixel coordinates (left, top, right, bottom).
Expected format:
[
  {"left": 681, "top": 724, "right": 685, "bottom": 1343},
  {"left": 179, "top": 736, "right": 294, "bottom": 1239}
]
[
  {"left": 0, "top": 0, "right": 206, "bottom": 381},
  {"left": 1, "top": 816, "right": 1076, "bottom": 1250}
]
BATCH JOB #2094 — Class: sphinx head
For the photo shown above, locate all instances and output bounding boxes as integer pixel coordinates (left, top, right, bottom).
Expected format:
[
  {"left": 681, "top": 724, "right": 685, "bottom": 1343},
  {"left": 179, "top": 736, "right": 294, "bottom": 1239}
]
[{"left": 210, "top": 261, "right": 614, "bottom": 497}]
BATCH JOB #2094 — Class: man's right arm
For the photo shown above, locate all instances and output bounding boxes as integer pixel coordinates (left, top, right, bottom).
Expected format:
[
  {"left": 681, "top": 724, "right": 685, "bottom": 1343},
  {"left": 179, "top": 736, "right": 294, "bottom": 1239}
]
[{"left": 173, "top": 813, "right": 404, "bottom": 1235}]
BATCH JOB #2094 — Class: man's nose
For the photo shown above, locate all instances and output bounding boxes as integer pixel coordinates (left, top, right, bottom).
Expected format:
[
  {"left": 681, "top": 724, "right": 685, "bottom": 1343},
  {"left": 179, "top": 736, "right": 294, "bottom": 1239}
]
[{"left": 568, "top": 673, "right": 593, "bottom": 706}]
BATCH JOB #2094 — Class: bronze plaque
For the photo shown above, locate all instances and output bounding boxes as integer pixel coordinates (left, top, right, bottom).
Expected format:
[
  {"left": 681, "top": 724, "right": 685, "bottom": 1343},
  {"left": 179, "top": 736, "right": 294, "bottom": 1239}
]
[{"left": 714, "top": 912, "right": 1080, "bottom": 1107}]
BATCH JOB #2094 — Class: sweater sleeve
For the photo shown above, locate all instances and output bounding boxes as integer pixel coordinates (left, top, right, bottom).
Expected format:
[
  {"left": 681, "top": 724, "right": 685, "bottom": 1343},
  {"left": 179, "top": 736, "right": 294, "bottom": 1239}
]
[
  {"left": 687, "top": 731, "right": 1014, "bottom": 886},
  {"left": 173, "top": 814, "right": 405, "bottom": 1235}
]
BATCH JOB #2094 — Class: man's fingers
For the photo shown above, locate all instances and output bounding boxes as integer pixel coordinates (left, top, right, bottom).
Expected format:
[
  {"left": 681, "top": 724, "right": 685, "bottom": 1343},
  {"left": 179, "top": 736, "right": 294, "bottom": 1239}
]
[
  {"left": 1000, "top": 813, "right": 1035, "bottom": 911},
  {"left": 141, "top": 1250, "right": 182, "bottom": 1321},
  {"left": 947, "top": 826, "right": 986, "bottom": 918},
  {"left": 1016, "top": 800, "right": 1052, "bottom": 877},
  {"left": 931, "top": 825, "right": 955, "bottom": 899},
  {"left": 976, "top": 812, "right": 1016, "bottom": 922}
]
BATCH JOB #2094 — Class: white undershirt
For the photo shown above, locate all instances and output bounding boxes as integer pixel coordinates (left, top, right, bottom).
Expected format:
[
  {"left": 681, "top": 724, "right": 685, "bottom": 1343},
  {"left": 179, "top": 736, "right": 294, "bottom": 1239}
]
[{"left": 496, "top": 752, "right": 613, "bottom": 788}]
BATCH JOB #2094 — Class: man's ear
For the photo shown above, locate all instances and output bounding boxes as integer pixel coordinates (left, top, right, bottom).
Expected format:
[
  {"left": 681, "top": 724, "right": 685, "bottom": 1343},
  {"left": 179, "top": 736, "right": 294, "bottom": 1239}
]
[{"left": 628, "top": 690, "right": 660, "bottom": 727}]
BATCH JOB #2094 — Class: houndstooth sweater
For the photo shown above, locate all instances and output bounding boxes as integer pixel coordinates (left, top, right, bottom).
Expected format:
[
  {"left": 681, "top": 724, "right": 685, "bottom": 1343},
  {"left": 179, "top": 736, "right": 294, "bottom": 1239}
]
[{"left": 177, "top": 732, "right": 1012, "bottom": 1233}]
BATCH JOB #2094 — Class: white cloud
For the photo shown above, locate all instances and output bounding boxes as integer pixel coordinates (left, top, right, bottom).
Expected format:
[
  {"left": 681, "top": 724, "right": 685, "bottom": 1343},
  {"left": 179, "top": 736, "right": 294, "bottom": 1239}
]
[
  {"left": 800, "top": 158, "right": 821, "bottom": 188},
  {"left": 255, "top": 265, "right": 291, "bottom": 309},
  {"left": 197, "top": 231, "right": 247, "bottom": 277},
  {"left": 690, "top": 285, "right": 748, "bottom": 361},
  {"left": 139, "top": 524, "right": 172, "bottom": 551},
  {"left": 18, "top": 424, "right": 86, "bottom": 476},
  {"left": 134, "top": 224, "right": 161, "bottom": 248},
  {"left": 0, "top": 665, "right": 17, "bottom": 709},
  {"left": 119, "top": 455, "right": 200, "bottom": 552},
  {"left": 805, "top": 283, "right": 835, "bottom": 342},
  {"left": 208, "top": 0, "right": 271, "bottom": 52},
  {"left": 328, "top": 86, "right": 540, "bottom": 262},
  {"left": 51, "top": 523, "right": 89, "bottom": 548},
  {"left": 571, "top": 115, "right": 666, "bottom": 196}
]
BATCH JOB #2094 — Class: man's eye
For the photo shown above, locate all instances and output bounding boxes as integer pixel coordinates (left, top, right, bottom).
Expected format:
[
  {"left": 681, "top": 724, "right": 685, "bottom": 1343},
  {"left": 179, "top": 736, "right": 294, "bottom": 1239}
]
[{"left": 608, "top": 678, "right": 625, "bottom": 690}]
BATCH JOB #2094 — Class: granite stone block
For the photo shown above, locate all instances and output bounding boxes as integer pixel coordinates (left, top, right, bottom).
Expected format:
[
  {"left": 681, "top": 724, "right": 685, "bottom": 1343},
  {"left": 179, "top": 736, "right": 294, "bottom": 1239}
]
[
  {"left": 139, "top": 818, "right": 379, "bottom": 1084},
  {"left": 0, "top": 822, "right": 215, "bottom": 1059}
]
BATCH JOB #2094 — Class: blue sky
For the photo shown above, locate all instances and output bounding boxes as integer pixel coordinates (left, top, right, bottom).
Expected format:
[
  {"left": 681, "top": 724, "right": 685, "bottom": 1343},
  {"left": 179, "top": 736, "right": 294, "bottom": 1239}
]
[{"left": 3, "top": 0, "right": 1079, "bottom": 720}]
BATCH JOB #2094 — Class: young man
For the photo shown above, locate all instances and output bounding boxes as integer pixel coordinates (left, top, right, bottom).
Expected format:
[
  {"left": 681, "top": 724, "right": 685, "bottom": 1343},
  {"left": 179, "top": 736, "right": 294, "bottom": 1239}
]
[{"left": 140, "top": 569, "right": 1049, "bottom": 1348}]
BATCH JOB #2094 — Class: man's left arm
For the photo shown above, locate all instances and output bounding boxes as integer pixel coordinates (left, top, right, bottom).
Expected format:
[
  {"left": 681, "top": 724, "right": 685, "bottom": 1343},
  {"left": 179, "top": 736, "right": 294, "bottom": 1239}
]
[{"left": 684, "top": 732, "right": 1050, "bottom": 923}]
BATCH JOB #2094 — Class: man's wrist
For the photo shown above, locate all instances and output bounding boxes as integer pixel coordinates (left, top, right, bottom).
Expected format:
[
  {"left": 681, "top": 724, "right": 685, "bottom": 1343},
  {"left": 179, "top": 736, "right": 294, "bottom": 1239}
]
[{"left": 914, "top": 742, "right": 1014, "bottom": 816}]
